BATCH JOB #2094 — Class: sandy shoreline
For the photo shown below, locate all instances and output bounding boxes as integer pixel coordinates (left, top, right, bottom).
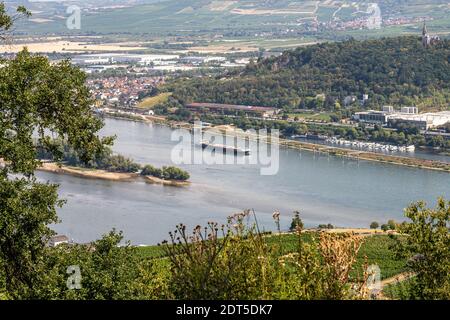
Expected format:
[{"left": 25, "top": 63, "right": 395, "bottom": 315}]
[
  {"left": 106, "top": 113, "right": 449, "bottom": 173},
  {"left": 144, "top": 175, "right": 191, "bottom": 187},
  {"left": 0, "top": 159, "right": 191, "bottom": 186},
  {"left": 38, "top": 162, "right": 191, "bottom": 186},
  {"left": 38, "top": 162, "right": 139, "bottom": 181}
]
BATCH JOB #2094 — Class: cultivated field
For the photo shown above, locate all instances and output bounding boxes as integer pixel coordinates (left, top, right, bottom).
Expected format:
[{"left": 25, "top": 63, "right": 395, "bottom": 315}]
[
  {"left": 138, "top": 93, "right": 172, "bottom": 109},
  {"left": 15, "top": 0, "right": 448, "bottom": 37},
  {"left": 0, "top": 40, "right": 145, "bottom": 53}
]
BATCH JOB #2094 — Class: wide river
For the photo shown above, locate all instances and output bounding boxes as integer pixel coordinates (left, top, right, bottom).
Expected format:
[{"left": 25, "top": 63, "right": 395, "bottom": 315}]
[{"left": 37, "top": 118, "right": 450, "bottom": 245}]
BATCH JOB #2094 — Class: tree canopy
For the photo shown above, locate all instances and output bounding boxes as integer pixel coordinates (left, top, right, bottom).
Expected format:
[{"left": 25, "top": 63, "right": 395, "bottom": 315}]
[
  {"left": 0, "top": 11, "right": 112, "bottom": 298},
  {"left": 165, "top": 36, "right": 450, "bottom": 111}
]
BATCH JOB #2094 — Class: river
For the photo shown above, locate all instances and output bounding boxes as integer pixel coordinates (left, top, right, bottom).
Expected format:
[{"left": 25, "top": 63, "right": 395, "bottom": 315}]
[{"left": 37, "top": 118, "right": 450, "bottom": 245}]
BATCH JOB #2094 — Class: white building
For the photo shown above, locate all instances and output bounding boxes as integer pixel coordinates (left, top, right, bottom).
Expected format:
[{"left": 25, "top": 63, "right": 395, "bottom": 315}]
[
  {"left": 48, "top": 235, "right": 69, "bottom": 247},
  {"left": 388, "top": 111, "right": 450, "bottom": 130},
  {"left": 382, "top": 105, "right": 394, "bottom": 113},
  {"left": 180, "top": 56, "right": 226, "bottom": 65},
  {"left": 72, "top": 53, "right": 179, "bottom": 66},
  {"left": 354, "top": 108, "right": 449, "bottom": 130},
  {"left": 400, "top": 107, "right": 418, "bottom": 114},
  {"left": 353, "top": 110, "right": 391, "bottom": 124}
]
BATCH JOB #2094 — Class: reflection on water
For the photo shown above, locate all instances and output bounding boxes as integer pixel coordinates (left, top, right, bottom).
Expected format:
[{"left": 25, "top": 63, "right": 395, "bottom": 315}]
[{"left": 37, "top": 118, "right": 450, "bottom": 245}]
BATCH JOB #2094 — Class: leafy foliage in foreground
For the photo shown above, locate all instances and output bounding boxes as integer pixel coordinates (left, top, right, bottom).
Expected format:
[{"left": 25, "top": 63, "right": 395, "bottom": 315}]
[
  {"left": 383, "top": 277, "right": 418, "bottom": 300},
  {"left": 0, "top": 201, "right": 448, "bottom": 300},
  {"left": 162, "top": 211, "right": 370, "bottom": 300},
  {"left": 0, "top": 49, "right": 111, "bottom": 299},
  {"left": 392, "top": 198, "right": 450, "bottom": 300},
  {"left": 137, "top": 233, "right": 407, "bottom": 281}
]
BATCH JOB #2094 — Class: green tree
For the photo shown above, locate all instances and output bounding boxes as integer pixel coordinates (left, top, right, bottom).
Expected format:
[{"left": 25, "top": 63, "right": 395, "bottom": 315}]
[
  {"left": 290, "top": 211, "right": 304, "bottom": 232},
  {"left": 141, "top": 164, "right": 163, "bottom": 178},
  {"left": 0, "top": 13, "right": 112, "bottom": 298},
  {"left": 0, "top": 3, "right": 30, "bottom": 41},
  {"left": 393, "top": 198, "right": 450, "bottom": 299},
  {"left": 161, "top": 166, "right": 190, "bottom": 181},
  {"left": 387, "top": 219, "right": 397, "bottom": 230},
  {"left": 370, "top": 221, "right": 379, "bottom": 229},
  {"left": 39, "top": 230, "right": 169, "bottom": 300}
]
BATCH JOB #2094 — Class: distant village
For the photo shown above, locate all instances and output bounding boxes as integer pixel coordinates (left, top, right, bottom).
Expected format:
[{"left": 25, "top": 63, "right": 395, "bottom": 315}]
[
  {"left": 77, "top": 53, "right": 251, "bottom": 109},
  {"left": 88, "top": 76, "right": 164, "bottom": 109}
]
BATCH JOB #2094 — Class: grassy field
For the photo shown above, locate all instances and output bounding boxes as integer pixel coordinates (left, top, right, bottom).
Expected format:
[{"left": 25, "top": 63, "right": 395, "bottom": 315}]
[
  {"left": 137, "top": 93, "right": 172, "bottom": 109},
  {"left": 136, "top": 233, "right": 406, "bottom": 280}
]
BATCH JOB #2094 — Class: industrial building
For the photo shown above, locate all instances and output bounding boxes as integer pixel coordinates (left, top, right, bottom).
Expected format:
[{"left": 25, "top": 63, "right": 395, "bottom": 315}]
[
  {"left": 353, "top": 108, "right": 450, "bottom": 130},
  {"left": 388, "top": 112, "right": 450, "bottom": 130},
  {"left": 353, "top": 110, "right": 391, "bottom": 124},
  {"left": 72, "top": 53, "right": 180, "bottom": 66},
  {"left": 180, "top": 56, "right": 226, "bottom": 65}
]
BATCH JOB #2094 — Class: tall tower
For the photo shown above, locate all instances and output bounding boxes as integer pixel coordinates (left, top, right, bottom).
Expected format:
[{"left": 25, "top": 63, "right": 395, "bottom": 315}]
[
  {"left": 422, "top": 22, "right": 430, "bottom": 48},
  {"left": 422, "top": 22, "right": 428, "bottom": 36}
]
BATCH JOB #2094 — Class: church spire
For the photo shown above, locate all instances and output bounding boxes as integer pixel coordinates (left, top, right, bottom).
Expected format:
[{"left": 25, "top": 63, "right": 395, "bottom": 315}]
[
  {"left": 422, "top": 22, "right": 428, "bottom": 36},
  {"left": 421, "top": 22, "right": 440, "bottom": 48}
]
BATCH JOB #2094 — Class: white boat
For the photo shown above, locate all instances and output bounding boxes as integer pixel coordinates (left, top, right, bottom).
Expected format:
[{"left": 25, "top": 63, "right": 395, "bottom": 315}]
[
  {"left": 325, "top": 138, "right": 416, "bottom": 154},
  {"left": 201, "top": 141, "right": 250, "bottom": 156}
]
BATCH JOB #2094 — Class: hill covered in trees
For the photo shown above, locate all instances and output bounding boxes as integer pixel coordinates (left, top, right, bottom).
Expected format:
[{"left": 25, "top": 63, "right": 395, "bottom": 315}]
[{"left": 165, "top": 36, "right": 450, "bottom": 111}]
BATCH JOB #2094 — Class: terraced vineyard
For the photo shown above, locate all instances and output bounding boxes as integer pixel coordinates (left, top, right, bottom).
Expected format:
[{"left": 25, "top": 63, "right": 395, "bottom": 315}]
[{"left": 9, "top": 0, "right": 450, "bottom": 39}]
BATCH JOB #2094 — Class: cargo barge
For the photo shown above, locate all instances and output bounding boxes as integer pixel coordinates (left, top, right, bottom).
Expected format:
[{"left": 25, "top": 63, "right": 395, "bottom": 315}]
[{"left": 200, "top": 141, "right": 251, "bottom": 156}]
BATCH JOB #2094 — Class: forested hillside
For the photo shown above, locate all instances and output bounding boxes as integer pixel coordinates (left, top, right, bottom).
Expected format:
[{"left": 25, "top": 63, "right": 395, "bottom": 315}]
[{"left": 165, "top": 36, "right": 450, "bottom": 111}]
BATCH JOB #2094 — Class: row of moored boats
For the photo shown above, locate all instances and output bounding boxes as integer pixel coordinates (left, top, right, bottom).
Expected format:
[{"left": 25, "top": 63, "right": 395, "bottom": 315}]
[{"left": 326, "top": 137, "right": 415, "bottom": 152}]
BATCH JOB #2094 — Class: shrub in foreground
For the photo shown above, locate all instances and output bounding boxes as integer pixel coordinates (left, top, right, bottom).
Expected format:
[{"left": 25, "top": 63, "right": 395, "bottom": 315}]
[
  {"left": 392, "top": 198, "right": 450, "bottom": 300},
  {"left": 162, "top": 210, "right": 371, "bottom": 300}
]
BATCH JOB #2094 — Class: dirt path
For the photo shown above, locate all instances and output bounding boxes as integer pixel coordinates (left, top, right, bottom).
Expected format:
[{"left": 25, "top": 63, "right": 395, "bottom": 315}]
[
  {"left": 376, "top": 272, "right": 415, "bottom": 300},
  {"left": 381, "top": 272, "right": 414, "bottom": 287}
]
